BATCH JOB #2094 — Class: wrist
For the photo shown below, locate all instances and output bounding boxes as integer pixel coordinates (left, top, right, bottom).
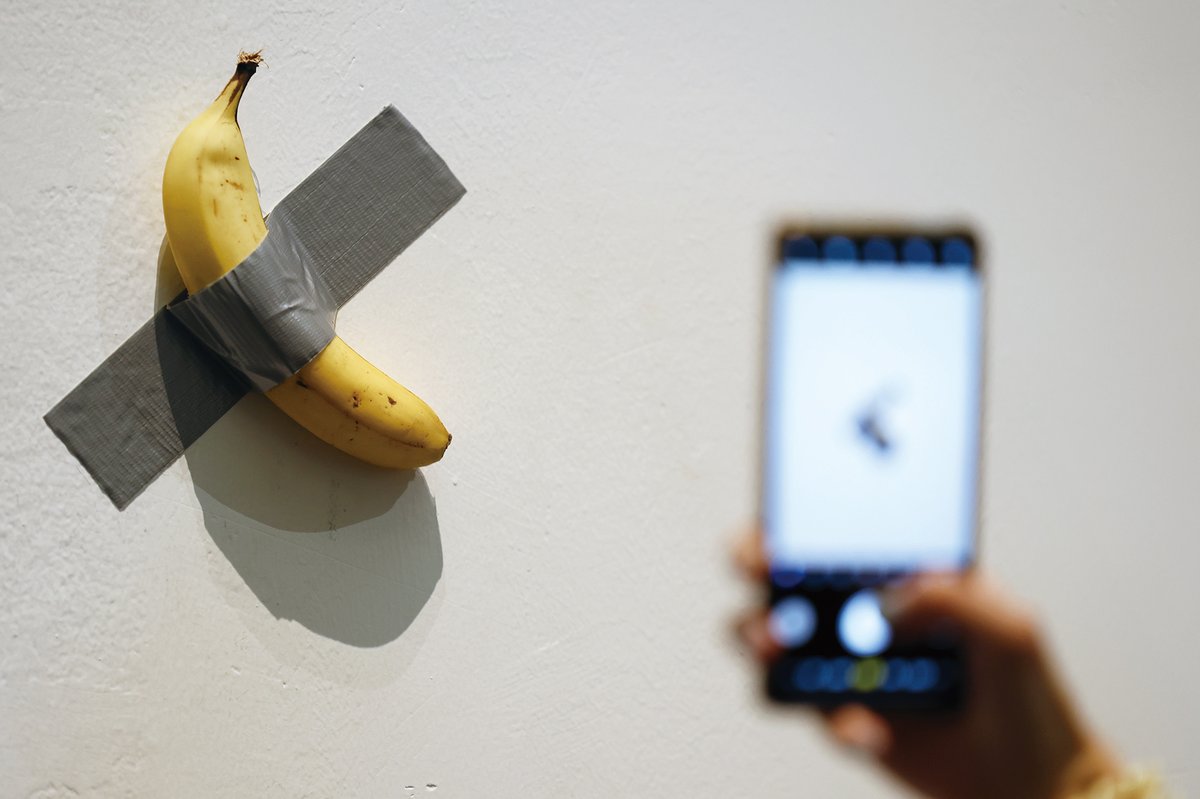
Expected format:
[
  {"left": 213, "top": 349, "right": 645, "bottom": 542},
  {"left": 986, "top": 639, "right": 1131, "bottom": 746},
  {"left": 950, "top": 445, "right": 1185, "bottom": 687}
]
[{"left": 1052, "top": 740, "right": 1123, "bottom": 799}]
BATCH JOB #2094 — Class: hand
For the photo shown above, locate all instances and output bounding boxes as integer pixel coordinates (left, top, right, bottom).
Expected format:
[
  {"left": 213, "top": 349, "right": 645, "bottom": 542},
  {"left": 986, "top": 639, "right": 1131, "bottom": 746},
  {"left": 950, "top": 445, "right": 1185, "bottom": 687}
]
[{"left": 732, "top": 530, "right": 1122, "bottom": 799}]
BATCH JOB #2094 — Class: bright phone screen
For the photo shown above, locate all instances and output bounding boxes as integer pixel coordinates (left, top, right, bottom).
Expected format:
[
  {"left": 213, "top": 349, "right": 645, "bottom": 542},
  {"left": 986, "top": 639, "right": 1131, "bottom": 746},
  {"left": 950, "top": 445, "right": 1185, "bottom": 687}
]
[{"left": 765, "top": 236, "right": 983, "bottom": 574}]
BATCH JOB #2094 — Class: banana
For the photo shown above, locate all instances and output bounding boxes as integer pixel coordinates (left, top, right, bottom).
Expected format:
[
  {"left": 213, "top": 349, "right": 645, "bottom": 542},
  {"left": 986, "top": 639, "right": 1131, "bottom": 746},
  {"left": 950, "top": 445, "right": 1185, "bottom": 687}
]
[{"left": 162, "top": 52, "right": 450, "bottom": 468}]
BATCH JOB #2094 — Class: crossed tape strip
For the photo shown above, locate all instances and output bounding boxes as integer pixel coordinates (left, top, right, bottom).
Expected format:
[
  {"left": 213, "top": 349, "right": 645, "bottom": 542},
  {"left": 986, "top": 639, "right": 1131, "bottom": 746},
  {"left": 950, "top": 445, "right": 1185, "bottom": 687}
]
[
  {"left": 44, "top": 106, "right": 466, "bottom": 510},
  {"left": 167, "top": 206, "right": 339, "bottom": 393}
]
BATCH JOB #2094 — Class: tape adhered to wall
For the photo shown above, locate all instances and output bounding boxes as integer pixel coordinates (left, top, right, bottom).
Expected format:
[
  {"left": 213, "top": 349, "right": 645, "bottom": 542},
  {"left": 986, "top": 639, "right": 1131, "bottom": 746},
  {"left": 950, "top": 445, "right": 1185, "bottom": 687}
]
[{"left": 44, "top": 105, "right": 466, "bottom": 510}]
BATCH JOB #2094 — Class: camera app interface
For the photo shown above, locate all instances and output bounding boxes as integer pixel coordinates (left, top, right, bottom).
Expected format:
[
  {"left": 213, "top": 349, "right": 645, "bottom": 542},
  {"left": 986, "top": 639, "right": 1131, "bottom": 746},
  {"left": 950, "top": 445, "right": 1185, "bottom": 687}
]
[{"left": 763, "top": 234, "right": 982, "bottom": 704}]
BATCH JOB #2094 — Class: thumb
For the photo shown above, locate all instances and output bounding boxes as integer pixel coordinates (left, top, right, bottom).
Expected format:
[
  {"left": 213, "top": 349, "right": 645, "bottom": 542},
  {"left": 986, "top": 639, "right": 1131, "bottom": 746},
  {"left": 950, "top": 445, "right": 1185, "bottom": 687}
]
[{"left": 881, "top": 573, "right": 1039, "bottom": 655}]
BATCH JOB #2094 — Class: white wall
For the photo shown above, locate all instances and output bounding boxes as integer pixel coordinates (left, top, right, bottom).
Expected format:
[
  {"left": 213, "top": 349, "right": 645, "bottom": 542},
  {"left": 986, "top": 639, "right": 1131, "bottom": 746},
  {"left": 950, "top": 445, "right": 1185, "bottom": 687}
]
[{"left": 3, "top": 1, "right": 1198, "bottom": 796}]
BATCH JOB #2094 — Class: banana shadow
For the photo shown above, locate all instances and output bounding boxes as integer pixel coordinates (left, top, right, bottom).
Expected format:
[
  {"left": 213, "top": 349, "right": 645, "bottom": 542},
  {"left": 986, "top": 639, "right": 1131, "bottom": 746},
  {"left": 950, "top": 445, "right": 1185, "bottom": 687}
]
[
  {"left": 182, "top": 392, "right": 443, "bottom": 648},
  {"left": 156, "top": 234, "right": 442, "bottom": 649}
]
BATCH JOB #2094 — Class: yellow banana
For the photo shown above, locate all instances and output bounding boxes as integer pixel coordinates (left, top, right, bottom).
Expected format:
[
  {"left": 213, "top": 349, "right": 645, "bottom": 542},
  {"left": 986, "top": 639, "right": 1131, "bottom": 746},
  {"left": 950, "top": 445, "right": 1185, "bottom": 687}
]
[{"left": 162, "top": 52, "right": 450, "bottom": 468}]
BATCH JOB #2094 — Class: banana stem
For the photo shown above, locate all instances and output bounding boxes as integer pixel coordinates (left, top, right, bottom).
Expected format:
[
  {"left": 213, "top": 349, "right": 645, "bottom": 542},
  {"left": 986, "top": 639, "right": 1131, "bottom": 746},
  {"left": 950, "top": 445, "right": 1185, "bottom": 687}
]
[
  {"left": 215, "top": 53, "right": 262, "bottom": 119},
  {"left": 237, "top": 50, "right": 264, "bottom": 70}
]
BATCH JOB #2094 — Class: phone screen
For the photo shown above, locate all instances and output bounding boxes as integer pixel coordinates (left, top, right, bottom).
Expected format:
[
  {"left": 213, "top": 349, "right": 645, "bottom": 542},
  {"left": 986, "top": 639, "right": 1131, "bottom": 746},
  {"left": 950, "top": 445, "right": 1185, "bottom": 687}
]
[{"left": 762, "top": 232, "right": 983, "bottom": 707}]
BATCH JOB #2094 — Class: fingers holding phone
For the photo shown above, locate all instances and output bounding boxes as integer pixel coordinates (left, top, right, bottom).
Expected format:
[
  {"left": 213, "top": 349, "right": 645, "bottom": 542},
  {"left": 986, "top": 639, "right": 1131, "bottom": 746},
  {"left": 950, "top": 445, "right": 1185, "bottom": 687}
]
[{"left": 733, "top": 537, "right": 1122, "bottom": 799}]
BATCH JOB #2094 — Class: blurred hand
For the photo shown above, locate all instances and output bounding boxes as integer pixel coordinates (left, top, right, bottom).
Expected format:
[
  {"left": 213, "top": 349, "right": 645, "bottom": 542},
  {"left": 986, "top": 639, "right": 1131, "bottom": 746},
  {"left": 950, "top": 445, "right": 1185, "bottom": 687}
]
[{"left": 732, "top": 530, "right": 1122, "bottom": 799}]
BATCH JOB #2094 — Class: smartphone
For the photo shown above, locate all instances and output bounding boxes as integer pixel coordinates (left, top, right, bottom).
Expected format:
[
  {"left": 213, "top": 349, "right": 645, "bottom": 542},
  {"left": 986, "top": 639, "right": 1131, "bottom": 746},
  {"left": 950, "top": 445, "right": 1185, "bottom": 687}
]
[{"left": 760, "top": 224, "right": 984, "bottom": 710}]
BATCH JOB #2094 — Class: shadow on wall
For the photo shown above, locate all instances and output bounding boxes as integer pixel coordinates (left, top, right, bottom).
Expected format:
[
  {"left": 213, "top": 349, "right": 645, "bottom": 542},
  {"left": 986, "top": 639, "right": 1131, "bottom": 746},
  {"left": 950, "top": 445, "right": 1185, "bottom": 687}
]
[{"left": 182, "top": 392, "right": 443, "bottom": 648}]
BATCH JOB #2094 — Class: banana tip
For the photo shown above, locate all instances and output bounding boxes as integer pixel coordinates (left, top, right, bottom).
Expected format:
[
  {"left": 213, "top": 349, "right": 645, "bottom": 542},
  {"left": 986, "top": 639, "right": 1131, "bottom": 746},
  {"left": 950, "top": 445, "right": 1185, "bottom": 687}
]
[{"left": 237, "top": 50, "right": 265, "bottom": 73}]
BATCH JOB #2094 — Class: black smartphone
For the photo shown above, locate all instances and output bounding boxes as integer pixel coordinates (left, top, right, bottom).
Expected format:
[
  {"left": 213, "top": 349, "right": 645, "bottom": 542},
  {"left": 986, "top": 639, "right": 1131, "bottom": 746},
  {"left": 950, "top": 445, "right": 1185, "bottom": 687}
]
[{"left": 760, "top": 225, "right": 985, "bottom": 710}]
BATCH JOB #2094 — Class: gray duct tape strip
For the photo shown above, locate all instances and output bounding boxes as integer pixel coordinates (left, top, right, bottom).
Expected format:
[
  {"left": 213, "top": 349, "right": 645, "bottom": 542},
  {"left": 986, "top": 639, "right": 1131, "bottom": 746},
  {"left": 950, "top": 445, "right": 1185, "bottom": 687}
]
[
  {"left": 168, "top": 208, "right": 338, "bottom": 392},
  {"left": 44, "top": 105, "right": 465, "bottom": 510}
]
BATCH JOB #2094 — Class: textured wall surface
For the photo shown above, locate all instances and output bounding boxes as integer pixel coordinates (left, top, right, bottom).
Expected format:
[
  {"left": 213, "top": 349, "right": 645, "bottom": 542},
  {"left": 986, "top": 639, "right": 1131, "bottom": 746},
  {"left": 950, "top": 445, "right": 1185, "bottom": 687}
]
[{"left": 3, "top": 1, "right": 1199, "bottom": 796}]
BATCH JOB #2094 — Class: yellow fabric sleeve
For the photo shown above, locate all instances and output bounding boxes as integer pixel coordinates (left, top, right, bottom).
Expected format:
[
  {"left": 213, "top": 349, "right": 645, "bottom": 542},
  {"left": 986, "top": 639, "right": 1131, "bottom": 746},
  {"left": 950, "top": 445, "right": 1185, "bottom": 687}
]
[{"left": 1072, "top": 769, "right": 1169, "bottom": 799}]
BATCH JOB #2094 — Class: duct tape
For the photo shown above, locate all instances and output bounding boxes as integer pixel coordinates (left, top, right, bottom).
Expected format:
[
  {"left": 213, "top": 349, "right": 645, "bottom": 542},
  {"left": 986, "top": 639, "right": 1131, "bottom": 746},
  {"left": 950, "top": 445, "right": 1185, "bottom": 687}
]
[
  {"left": 167, "top": 208, "right": 338, "bottom": 392},
  {"left": 44, "top": 105, "right": 465, "bottom": 510}
]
